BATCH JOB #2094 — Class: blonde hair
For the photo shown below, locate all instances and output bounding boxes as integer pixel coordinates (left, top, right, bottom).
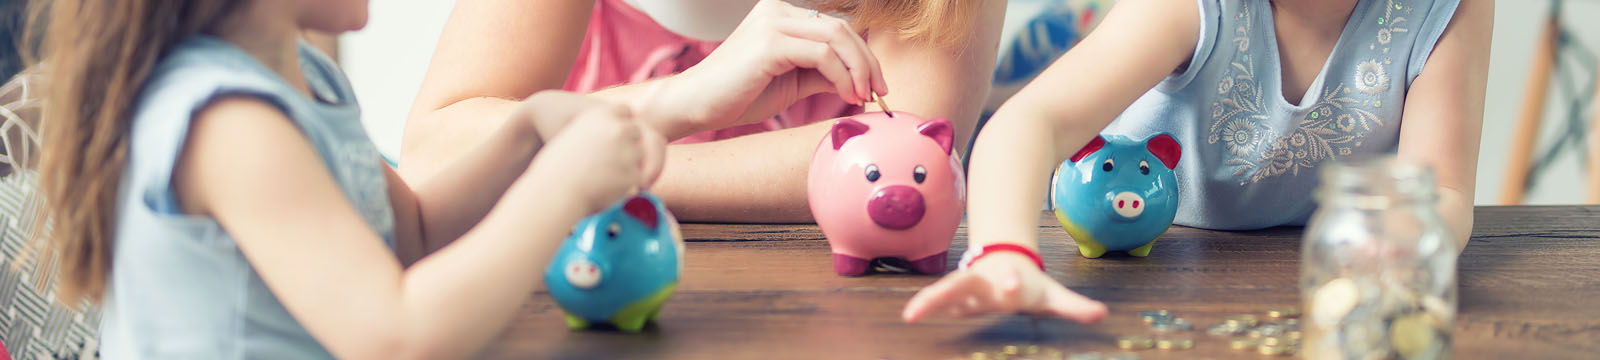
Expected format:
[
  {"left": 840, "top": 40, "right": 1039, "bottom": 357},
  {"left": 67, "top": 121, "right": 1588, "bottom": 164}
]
[
  {"left": 24, "top": 0, "right": 240, "bottom": 305},
  {"left": 811, "top": 0, "right": 981, "bottom": 49}
]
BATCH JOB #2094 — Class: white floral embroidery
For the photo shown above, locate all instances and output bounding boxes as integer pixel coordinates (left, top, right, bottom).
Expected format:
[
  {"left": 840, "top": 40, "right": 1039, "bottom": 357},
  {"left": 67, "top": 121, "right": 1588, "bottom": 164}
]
[
  {"left": 1353, "top": 60, "right": 1390, "bottom": 95},
  {"left": 1207, "top": 0, "right": 1414, "bottom": 184}
]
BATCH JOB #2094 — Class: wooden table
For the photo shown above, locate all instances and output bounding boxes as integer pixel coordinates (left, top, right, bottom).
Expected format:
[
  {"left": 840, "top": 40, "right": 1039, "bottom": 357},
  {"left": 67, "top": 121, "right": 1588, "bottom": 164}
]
[{"left": 485, "top": 206, "right": 1600, "bottom": 359}]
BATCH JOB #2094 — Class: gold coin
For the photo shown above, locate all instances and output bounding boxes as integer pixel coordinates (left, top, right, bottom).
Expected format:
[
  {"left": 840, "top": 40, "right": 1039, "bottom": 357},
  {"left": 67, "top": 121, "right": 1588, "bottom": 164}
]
[
  {"left": 971, "top": 352, "right": 988, "bottom": 360},
  {"left": 1286, "top": 330, "right": 1302, "bottom": 340},
  {"left": 1223, "top": 315, "right": 1259, "bottom": 328},
  {"left": 1259, "top": 336, "right": 1285, "bottom": 347},
  {"left": 1155, "top": 337, "right": 1194, "bottom": 350},
  {"left": 1004, "top": 345, "right": 1019, "bottom": 355},
  {"left": 1229, "top": 337, "right": 1258, "bottom": 351},
  {"left": 1390, "top": 314, "right": 1436, "bottom": 358},
  {"left": 1116, "top": 335, "right": 1154, "bottom": 350},
  {"left": 1139, "top": 310, "right": 1172, "bottom": 323},
  {"left": 1266, "top": 306, "right": 1301, "bottom": 319},
  {"left": 1025, "top": 345, "right": 1040, "bottom": 355}
]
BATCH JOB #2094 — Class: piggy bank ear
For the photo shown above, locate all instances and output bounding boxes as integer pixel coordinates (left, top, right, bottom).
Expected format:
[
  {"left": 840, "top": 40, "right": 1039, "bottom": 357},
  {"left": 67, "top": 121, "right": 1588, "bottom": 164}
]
[
  {"left": 831, "top": 118, "right": 870, "bottom": 150},
  {"left": 1145, "top": 133, "right": 1181, "bottom": 169},
  {"left": 621, "top": 196, "right": 659, "bottom": 230},
  {"left": 917, "top": 118, "right": 956, "bottom": 155},
  {"left": 1069, "top": 135, "right": 1107, "bottom": 163}
]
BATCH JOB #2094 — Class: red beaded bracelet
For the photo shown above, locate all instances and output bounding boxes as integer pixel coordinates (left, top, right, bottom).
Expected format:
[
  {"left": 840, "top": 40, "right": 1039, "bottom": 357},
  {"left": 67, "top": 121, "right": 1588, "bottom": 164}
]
[{"left": 960, "top": 244, "right": 1046, "bottom": 272}]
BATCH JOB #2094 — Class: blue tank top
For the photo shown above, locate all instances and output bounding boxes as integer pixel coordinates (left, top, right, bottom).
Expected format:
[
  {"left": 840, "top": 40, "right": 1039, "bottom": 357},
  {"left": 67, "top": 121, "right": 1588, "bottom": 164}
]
[
  {"left": 1104, "top": 0, "right": 1458, "bottom": 230},
  {"left": 103, "top": 35, "right": 393, "bottom": 358}
]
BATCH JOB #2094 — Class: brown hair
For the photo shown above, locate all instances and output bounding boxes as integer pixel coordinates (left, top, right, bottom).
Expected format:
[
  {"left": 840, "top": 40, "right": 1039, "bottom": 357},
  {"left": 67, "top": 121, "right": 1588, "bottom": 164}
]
[
  {"left": 24, "top": 0, "right": 239, "bottom": 305},
  {"left": 811, "top": 0, "right": 981, "bottom": 48}
]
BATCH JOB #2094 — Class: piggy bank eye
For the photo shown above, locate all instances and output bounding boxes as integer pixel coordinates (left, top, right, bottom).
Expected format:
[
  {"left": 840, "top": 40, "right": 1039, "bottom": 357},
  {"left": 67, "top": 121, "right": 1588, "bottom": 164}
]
[
  {"left": 913, "top": 166, "right": 927, "bottom": 184},
  {"left": 1101, "top": 159, "right": 1115, "bottom": 172},
  {"left": 865, "top": 164, "right": 881, "bottom": 182},
  {"left": 606, "top": 223, "right": 621, "bottom": 239},
  {"left": 1139, "top": 160, "right": 1151, "bottom": 175}
]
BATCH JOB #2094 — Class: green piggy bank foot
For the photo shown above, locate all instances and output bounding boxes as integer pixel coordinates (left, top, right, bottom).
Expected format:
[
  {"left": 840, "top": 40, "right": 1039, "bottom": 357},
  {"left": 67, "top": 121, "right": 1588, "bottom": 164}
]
[
  {"left": 608, "top": 284, "right": 678, "bottom": 332},
  {"left": 564, "top": 314, "right": 590, "bottom": 330},
  {"left": 1075, "top": 240, "right": 1108, "bottom": 258},
  {"left": 1127, "top": 240, "right": 1158, "bottom": 257}
]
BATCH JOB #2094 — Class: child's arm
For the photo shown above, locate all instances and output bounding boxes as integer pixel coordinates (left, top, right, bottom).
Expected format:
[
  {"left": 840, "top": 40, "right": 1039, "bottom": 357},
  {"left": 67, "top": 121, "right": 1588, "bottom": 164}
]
[
  {"left": 388, "top": 91, "right": 663, "bottom": 264},
  {"left": 1396, "top": 0, "right": 1492, "bottom": 251},
  {"left": 903, "top": 0, "right": 1201, "bottom": 323},
  {"left": 176, "top": 98, "right": 655, "bottom": 359}
]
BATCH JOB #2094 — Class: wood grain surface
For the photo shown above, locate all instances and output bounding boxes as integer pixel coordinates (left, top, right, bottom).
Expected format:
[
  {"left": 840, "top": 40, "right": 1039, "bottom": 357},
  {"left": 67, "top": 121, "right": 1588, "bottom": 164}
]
[{"left": 482, "top": 206, "right": 1600, "bottom": 359}]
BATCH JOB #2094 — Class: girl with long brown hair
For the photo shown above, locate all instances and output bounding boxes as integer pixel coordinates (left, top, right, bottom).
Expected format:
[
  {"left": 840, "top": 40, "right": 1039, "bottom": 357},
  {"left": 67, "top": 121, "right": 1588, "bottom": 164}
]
[{"left": 29, "top": 0, "right": 663, "bottom": 357}]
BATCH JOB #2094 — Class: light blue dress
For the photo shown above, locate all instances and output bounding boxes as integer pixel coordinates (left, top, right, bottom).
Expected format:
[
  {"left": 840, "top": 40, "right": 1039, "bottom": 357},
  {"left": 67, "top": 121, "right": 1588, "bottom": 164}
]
[
  {"left": 102, "top": 35, "right": 393, "bottom": 359},
  {"left": 1104, "top": 0, "right": 1459, "bottom": 230}
]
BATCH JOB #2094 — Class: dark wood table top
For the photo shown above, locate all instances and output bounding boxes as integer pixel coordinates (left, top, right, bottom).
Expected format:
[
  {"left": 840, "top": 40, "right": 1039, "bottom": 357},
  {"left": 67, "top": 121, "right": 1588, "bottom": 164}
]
[{"left": 484, "top": 206, "right": 1600, "bottom": 359}]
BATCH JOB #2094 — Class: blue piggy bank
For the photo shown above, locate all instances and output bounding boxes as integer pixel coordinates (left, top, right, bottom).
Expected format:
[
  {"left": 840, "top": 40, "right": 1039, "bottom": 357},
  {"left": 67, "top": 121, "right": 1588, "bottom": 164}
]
[
  {"left": 1050, "top": 133, "right": 1182, "bottom": 258},
  {"left": 544, "top": 193, "right": 683, "bottom": 332}
]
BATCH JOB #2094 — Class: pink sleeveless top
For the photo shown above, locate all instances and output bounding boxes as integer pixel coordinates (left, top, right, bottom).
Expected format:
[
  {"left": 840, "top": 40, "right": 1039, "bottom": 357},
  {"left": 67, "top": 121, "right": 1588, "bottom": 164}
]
[{"left": 563, "top": 0, "right": 860, "bottom": 144}]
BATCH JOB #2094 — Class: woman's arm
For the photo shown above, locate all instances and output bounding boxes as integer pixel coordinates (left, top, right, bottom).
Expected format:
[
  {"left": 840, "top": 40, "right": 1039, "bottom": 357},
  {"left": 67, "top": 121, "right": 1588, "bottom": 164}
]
[
  {"left": 1396, "top": 0, "right": 1492, "bottom": 251},
  {"left": 400, "top": 0, "right": 593, "bottom": 182},
  {"left": 636, "top": 0, "right": 1006, "bottom": 223},
  {"left": 178, "top": 97, "right": 654, "bottom": 359},
  {"left": 903, "top": 0, "right": 1201, "bottom": 322}
]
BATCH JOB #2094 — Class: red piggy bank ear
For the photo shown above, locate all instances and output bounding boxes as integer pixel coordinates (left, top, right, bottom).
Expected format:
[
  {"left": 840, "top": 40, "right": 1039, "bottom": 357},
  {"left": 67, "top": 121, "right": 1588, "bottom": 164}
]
[
  {"left": 917, "top": 118, "right": 956, "bottom": 155},
  {"left": 1145, "top": 133, "right": 1181, "bottom": 169},
  {"left": 831, "top": 118, "right": 870, "bottom": 150},
  {"left": 1069, "top": 135, "right": 1107, "bottom": 163},
  {"left": 621, "top": 196, "right": 658, "bottom": 230}
]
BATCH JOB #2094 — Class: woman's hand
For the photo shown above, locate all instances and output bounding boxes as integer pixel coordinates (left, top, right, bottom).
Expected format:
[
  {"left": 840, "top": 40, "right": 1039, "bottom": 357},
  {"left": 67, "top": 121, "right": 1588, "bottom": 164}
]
[
  {"left": 902, "top": 252, "right": 1109, "bottom": 323},
  {"left": 641, "top": 0, "right": 888, "bottom": 138}
]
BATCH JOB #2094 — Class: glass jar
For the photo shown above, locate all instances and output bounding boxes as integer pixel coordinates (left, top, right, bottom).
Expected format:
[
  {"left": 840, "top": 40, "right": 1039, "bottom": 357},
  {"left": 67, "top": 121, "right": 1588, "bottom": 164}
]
[{"left": 1301, "top": 156, "right": 1457, "bottom": 360}]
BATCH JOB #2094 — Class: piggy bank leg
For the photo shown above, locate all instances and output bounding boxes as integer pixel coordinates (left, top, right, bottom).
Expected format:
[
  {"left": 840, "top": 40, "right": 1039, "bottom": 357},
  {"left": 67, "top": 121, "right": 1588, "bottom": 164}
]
[
  {"left": 564, "top": 314, "right": 591, "bottom": 330},
  {"left": 610, "top": 284, "right": 678, "bottom": 332},
  {"left": 832, "top": 254, "right": 872, "bottom": 276},
  {"left": 1074, "top": 239, "right": 1108, "bottom": 258},
  {"left": 908, "top": 251, "right": 949, "bottom": 275},
  {"left": 1127, "top": 240, "right": 1158, "bottom": 257}
]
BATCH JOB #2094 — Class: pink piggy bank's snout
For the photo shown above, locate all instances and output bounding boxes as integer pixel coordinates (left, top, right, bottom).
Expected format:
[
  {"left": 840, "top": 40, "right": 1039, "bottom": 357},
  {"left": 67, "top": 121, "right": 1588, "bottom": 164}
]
[{"left": 868, "top": 185, "right": 925, "bottom": 230}]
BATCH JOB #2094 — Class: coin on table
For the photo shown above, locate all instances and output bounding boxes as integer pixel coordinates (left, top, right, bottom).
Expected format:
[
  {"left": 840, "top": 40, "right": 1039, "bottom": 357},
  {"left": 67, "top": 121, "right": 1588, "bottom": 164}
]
[
  {"left": 1390, "top": 313, "right": 1437, "bottom": 359},
  {"left": 1150, "top": 320, "right": 1192, "bottom": 333},
  {"left": 1155, "top": 337, "right": 1194, "bottom": 350},
  {"left": 1229, "top": 337, "right": 1259, "bottom": 351},
  {"left": 1116, "top": 335, "right": 1155, "bottom": 350},
  {"left": 1065, "top": 352, "right": 1104, "bottom": 360},
  {"left": 1139, "top": 310, "right": 1172, "bottom": 324},
  {"left": 1312, "top": 278, "right": 1360, "bottom": 327},
  {"left": 1003, "top": 345, "right": 1019, "bottom": 355},
  {"left": 971, "top": 352, "right": 989, "bottom": 360},
  {"left": 1224, "top": 315, "right": 1259, "bottom": 328},
  {"left": 1206, "top": 323, "right": 1236, "bottom": 337},
  {"left": 1267, "top": 306, "right": 1302, "bottom": 319},
  {"left": 1258, "top": 343, "right": 1292, "bottom": 356}
]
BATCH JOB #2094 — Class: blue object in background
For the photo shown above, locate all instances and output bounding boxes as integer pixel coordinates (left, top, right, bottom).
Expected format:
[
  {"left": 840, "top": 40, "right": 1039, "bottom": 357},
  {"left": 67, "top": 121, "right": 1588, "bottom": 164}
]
[
  {"left": 1050, "top": 133, "right": 1181, "bottom": 258},
  {"left": 544, "top": 193, "right": 682, "bottom": 332}
]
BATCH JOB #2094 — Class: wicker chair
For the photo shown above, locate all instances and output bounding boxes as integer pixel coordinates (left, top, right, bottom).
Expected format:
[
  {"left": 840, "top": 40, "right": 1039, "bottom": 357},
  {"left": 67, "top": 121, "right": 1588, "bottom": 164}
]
[{"left": 0, "top": 71, "right": 102, "bottom": 360}]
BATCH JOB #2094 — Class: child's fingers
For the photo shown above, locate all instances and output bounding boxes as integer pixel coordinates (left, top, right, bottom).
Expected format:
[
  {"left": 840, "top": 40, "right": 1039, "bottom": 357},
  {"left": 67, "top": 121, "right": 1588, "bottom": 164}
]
[
  {"left": 902, "top": 273, "right": 988, "bottom": 323},
  {"left": 772, "top": 17, "right": 875, "bottom": 102},
  {"left": 1037, "top": 284, "right": 1109, "bottom": 324},
  {"left": 637, "top": 127, "right": 667, "bottom": 190}
]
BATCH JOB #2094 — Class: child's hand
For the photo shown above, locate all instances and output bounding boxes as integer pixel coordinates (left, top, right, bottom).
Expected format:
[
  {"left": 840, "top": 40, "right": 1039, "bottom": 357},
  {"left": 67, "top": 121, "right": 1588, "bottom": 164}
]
[
  {"left": 658, "top": 0, "right": 887, "bottom": 133},
  {"left": 902, "top": 252, "right": 1109, "bottom": 323},
  {"left": 526, "top": 104, "right": 666, "bottom": 215}
]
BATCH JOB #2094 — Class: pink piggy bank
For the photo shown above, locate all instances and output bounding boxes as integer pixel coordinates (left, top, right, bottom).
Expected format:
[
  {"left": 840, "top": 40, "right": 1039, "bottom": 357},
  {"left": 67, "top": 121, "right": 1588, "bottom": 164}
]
[{"left": 808, "top": 112, "right": 966, "bottom": 276}]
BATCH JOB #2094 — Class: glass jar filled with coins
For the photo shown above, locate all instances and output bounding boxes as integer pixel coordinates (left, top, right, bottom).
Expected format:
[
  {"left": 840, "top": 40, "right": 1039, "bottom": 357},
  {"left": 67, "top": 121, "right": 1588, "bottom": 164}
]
[{"left": 1300, "top": 156, "right": 1457, "bottom": 360}]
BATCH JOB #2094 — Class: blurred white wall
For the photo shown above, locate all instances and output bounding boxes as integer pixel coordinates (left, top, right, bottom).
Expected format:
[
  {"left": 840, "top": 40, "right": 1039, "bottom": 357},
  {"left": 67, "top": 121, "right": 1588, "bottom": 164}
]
[{"left": 343, "top": 0, "right": 1600, "bottom": 205}]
